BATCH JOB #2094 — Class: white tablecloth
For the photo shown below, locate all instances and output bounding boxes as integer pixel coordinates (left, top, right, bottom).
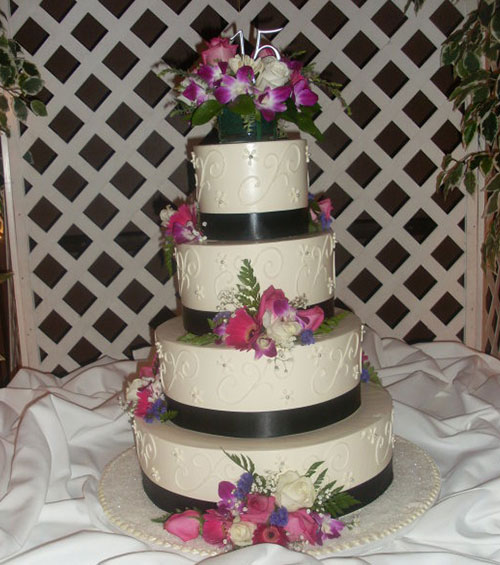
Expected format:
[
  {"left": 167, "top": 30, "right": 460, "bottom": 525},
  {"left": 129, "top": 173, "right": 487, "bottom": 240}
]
[{"left": 1, "top": 329, "right": 499, "bottom": 564}]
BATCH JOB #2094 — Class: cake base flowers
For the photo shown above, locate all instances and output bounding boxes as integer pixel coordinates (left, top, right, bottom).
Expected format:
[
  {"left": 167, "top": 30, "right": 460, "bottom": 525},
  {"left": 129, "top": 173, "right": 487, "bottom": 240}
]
[{"left": 155, "top": 452, "right": 357, "bottom": 551}]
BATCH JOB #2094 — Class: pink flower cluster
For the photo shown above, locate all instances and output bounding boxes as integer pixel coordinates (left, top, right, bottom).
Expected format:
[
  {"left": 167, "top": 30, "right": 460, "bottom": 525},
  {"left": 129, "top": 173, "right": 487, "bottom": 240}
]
[
  {"left": 177, "top": 36, "right": 318, "bottom": 122},
  {"left": 213, "top": 286, "right": 324, "bottom": 359},
  {"left": 164, "top": 471, "right": 344, "bottom": 549},
  {"left": 161, "top": 203, "right": 203, "bottom": 245},
  {"left": 309, "top": 195, "right": 334, "bottom": 231}
]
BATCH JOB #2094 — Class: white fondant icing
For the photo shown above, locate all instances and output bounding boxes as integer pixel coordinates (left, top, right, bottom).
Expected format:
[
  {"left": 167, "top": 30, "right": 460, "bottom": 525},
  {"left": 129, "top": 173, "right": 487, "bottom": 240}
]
[
  {"left": 193, "top": 139, "right": 308, "bottom": 214},
  {"left": 155, "top": 311, "right": 362, "bottom": 412},
  {"left": 134, "top": 383, "right": 393, "bottom": 503},
  {"left": 176, "top": 232, "right": 335, "bottom": 311}
]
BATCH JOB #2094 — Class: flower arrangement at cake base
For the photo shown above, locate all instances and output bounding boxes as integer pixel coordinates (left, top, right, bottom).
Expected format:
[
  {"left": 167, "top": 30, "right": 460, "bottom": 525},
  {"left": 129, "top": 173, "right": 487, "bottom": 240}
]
[{"left": 152, "top": 452, "right": 358, "bottom": 551}]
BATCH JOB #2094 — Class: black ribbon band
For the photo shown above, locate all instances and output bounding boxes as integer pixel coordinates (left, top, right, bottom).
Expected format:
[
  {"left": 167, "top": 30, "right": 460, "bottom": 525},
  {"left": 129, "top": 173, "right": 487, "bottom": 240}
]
[
  {"left": 167, "top": 383, "right": 360, "bottom": 438},
  {"left": 141, "top": 458, "right": 393, "bottom": 514},
  {"left": 200, "top": 208, "right": 309, "bottom": 241},
  {"left": 182, "top": 297, "right": 334, "bottom": 335}
]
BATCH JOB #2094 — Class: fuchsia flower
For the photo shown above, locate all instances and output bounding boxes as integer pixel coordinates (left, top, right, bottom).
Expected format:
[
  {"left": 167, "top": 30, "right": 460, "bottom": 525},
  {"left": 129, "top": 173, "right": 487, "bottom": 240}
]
[
  {"left": 133, "top": 387, "right": 151, "bottom": 419},
  {"left": 164, "top": 509, "right": 201, "bottom": 542},
  {"left": 296, "top": 306, "right": 324, "bottom": 332},
  {"left": 201, "top": 37, "right": 238, "bottom": 65},
  {"left": 310, "top": 197, "right": 333, "bottom": 230},
  {"left": 255, "top": 85, "right": 293, "bottom": 121},
  {"left": 215, "top": 66, "right": 254, "bottom": 103},
  {"left": 165, "top": 203, "right": 201, "bottom": 244},
  {"left": 293, "top": 78, "right": 318, "bottom": 107},
  {"left": 257, "top": 286, "right": 292, "bottom": 323},
  {"left": 197, "top": 63, "right": 225, "bottom": 87},
  {"left": 313, "top": 512, "right": 345, "bottom": 542},
  {"left": 224, "top": 308, "right": 260, "bottom": 351},
  {"left": 181, "top": 79, "right": 209, "bottom": 105}
]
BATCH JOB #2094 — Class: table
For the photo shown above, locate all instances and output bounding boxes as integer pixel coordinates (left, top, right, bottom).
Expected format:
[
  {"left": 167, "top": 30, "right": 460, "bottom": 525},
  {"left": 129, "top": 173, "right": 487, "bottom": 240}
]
[{"left": 1, "top": 329, "right": 499, "bottom": 564}]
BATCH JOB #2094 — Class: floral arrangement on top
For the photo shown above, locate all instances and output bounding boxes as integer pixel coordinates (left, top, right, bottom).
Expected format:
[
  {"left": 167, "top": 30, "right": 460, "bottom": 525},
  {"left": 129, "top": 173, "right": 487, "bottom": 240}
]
[
  {"left": 159, "top": 30, "right": 344, "bottom": 140},
  {"left": 155, "top": 451, "right": 357, "bottom": 550}
]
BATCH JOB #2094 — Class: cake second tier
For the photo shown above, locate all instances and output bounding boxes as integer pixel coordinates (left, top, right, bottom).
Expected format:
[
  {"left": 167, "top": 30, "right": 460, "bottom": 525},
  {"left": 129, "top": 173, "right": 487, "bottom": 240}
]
[{"left": 177, "top": 231, "right": 335, "bottom": 335}]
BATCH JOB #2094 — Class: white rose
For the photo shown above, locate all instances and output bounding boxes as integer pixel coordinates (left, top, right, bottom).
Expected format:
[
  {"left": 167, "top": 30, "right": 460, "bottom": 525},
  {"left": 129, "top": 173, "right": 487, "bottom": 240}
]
[
  {"left": 160, "top": 205, "right": 175, "bottom": 227},
  {"left": 228, "top": 54, "right": 264, "bottom": 76},
  {"left": 255, "top": 57, "right": 291, "bottom": 90},
  {"left": 125, "top": 378, "right": 143, "bottom": 403},
  {"left": 229, "top": 520, "right": 257, "bottom": 547},
  {"left": 263, "top": 312, "right": 301, "bottom": 348},
  {"left": 275, "top": 470, "right": 316, "bottom": 512}
]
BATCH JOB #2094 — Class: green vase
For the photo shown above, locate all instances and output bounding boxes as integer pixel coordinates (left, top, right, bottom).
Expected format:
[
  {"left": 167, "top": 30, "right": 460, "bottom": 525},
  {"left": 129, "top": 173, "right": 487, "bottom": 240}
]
[{"left": 217, "top": 109, "right": 277, "bottom": 143}]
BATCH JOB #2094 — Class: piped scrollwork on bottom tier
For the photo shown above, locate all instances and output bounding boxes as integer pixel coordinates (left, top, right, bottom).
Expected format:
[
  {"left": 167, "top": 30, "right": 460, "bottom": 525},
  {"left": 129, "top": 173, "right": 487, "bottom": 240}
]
[{"left": 141, "top": 460, "right": 394, "bottom": 514}]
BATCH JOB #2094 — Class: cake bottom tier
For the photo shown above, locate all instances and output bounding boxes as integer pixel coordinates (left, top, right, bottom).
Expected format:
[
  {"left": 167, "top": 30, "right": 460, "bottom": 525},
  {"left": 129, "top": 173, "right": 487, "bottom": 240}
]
[{"left": 133, "top": 383, "right": 393, "bottom": 514}]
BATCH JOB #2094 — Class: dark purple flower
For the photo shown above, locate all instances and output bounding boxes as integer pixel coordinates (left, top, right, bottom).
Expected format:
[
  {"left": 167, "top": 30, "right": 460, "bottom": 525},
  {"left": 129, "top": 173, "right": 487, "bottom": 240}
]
[
  {"left": 300, "top": 329, "right": 315, "bottom": 345},
  {"left": 269, "top": 506, "right": 289, "bottom": 527},
  {"left": 235, "top": 472, "right": 253, "bottom": 499},
  {"left": 212, "top": 311, "right": 230, "bottom": 340},
  {"left": 360, "top": 368, "right": 370, "bottom": 382}
]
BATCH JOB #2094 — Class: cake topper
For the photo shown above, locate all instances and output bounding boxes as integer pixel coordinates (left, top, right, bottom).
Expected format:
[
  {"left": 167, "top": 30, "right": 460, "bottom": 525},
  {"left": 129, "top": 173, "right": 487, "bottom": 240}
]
[{"left": 230, "top": 27, "right": 283, "bottom": 60}]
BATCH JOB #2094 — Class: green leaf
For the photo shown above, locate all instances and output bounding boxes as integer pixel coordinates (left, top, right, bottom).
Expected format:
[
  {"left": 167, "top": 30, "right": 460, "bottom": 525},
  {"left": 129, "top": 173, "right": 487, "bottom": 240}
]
[
  {"left": 479, "top": 0, "right": 494, "bottom": 26},
  {"left": 441, "top": 41, "right": 460, "bottom": 65},
  {"left": 223, "top": 450, "right": 256, "bottom": 475},
  {"left": 448, "top": 161, "right": 465, "bottom": 188},
  {"left": 463, "top": 51, "right": 481, "bottom": 73},
  {"left": 464, "top": 170, "right": 477, "bottom": 194},
  {"left": 191, "top": 99, "right": 222, "bottom": 125},
  {"left": 0, "top": 94, "right": 8, "bottom": 111},
  {"left": 482, "top": 112, "right": 498, "bottom": 144},
  {"left": 304, "top": 461, "right": 324, "bottom": 478},
  {"left": 485, "top": 174, "right": 500, "bottom": 193},
  {"left": 314, "top": 311, "right": 349, "bottom": 335},
  {"left": 22, "top": 61, "right": 39, "bottom": 76},
  {"left": 463, "top": 121, "right": 477, "bottom": 147},
  {"left": 480, "top": 155, "right": 494, "bottom": 176},
  {"left": 485, "top": 191, "right": 499, "bottom": 216},
  {"left": 20, "top": 76, "right": 43, "bottom": 95},
  {"left": 0, "top": 272, "right": 12, "bottom": 284},
  {"left": 295, "top": 111, "right": 322, "bottom": 141},
  {"left": 492, "top": 9, "right": 500, "bottom": 41},
  {"left": 178, "top": 332, "right": 218, "bottom": 345},
  {"left": 30, "top": 99, "right": 47, "bottom": 117},
  {"left": 0, "top": 64, "right": 14, "bottom": 86},
  {"left": 229, "top": 94, "right": 255, "bottom": 115},
  {"left": 13, "top": 97, "right": 27, "bottom": 121},
  {"left": 472, "top": 85, "right": 489, "bottom": 104}
]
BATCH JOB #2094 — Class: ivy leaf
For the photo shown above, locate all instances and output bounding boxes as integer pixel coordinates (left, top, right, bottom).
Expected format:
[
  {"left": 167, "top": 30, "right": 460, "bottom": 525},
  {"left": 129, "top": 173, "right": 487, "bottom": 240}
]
[
  {"left": 463, "top": 121, "right": 477, "bottom": 147},
  {"left": 485, "top": 191, "right": 499, "bottom": 216},
  {"left": 13, "top": 97, "right": 27, "bottom": 121},
  {"left": 22, "top": 61, "right": 39, "bottom": 76},
  {"left": 464, "top": 170, "right": 477, "bottom": 194},
  {"left": 480, "top": 155, "right": 494, "bottom": 176},
  {"left": 484, "top": 174, "right": 500, "bottom": 193},
  {"left": 463, "top": 51, "right": 481, "bottom": 73},
  {"left": 30, "top": 99, "right": 47, "bottom": 117},
  {"left": 20, "top": 76, "right": 43, "bottom": 95},
  {"left": 0, "top": 64, "right": 14, "bottom": 86},
  {"left": 191, "top": 99, "right": 222, "bottom": 125},
  {"left": 482, "top": 112, "right": 498, "bottom": 144},
  {"left": 441, "top": 41, "right": 460, "bottom": 65},
  {"left": 472, "top": 85, "right": 489, "bottom": 104}
]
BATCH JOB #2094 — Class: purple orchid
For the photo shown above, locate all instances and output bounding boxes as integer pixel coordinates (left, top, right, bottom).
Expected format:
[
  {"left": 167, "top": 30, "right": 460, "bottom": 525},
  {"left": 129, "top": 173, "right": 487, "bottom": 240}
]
[
  {"left": 293, "top": 78, "right": 318, "bottom": 107},
  {"left": 181, "top": 79, "right": 209, "bottom": 105},
  {"left": 253, "top": 335, "right": 277, "bottom": 360},
  {"left": 197, "top": 63, "right": 225, "bottom": 87},
  {"left": 214, "top": 66, "right": 254, "bottom": 103},
  {"left": 255, "top": 85, "right": 292, "bottom": 121},
  {"left": 171, "top": 220, "right": 199, "bottom": 244}
]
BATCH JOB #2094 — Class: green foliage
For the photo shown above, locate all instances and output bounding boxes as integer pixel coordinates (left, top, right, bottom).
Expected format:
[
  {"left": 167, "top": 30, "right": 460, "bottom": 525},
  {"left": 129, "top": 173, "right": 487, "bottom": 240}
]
[
  {"left": 178, "top": 332, "right": 218, "bottom": 345},
  {"left": 314, "top": 311, "right": 349, "bottom": 335},
  {"left": 223, "top": 450, "right": 256, "bottom": 475},
  {"left": 235, "top": 259, "right": 261, "bottom": 315},
  {"left": 428, "top": 0, "right": 500, "bottom": 270},
  {"left": 191, "top": 99, "right": 223, "bottom": 125},
  {"left": 157, "top": 409, "right": 178, "bottom": 423},
  {"left": 0, "top": 20, "right": 46, "bottom": 136}
]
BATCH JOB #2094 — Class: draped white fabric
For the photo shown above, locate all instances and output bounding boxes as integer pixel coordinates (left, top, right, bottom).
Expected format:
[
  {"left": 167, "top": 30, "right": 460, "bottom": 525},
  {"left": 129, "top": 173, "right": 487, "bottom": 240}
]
[{"left": 1, "top": 329, "right": 499, "bottom": 564}]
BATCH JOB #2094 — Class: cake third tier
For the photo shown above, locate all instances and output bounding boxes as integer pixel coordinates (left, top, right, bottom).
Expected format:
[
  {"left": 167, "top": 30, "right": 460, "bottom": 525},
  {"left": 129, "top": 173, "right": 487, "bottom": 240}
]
[{"left": 156, "top": 310, "right": 361, "bottom": 438}]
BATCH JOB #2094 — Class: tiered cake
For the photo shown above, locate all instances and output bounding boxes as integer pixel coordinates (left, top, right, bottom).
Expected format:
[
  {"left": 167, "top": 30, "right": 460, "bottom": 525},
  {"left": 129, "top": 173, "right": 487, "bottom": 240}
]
[{"left": 133, "top": 135, "right": 394, "bottom": 514}]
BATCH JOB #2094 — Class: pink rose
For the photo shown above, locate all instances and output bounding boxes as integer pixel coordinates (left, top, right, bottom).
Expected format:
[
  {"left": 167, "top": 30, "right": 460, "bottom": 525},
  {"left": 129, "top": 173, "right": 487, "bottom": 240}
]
[
  {"left": 241, "top": 493, "right": 276, "bottom": 524},
  {"left": 285, "top": 508, "right": 319, "bottom": 545},
  {"left": 201, "top": 37, "right": 238, "bottom": 65},
  {"left": 202, "top": 508, "right": 231, "bottom": 546},
  {"left": 164, "top": 509, "right": 201, "bottom": 542},
  {"left": 296, "top": 306, "right": 324, "bottom": 332}
]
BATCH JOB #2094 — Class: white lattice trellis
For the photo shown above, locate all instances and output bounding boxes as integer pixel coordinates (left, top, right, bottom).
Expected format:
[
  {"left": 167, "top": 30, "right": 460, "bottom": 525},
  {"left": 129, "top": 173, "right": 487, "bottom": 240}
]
[{"left": 2, "top": 0, "right": 481, "bottom": 375}]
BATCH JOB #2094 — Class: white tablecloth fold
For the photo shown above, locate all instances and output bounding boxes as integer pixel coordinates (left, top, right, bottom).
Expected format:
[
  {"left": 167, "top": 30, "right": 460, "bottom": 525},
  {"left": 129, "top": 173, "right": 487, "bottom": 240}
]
[{"left": 1, "top": 332, "right": 499, "bottom": 564}]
